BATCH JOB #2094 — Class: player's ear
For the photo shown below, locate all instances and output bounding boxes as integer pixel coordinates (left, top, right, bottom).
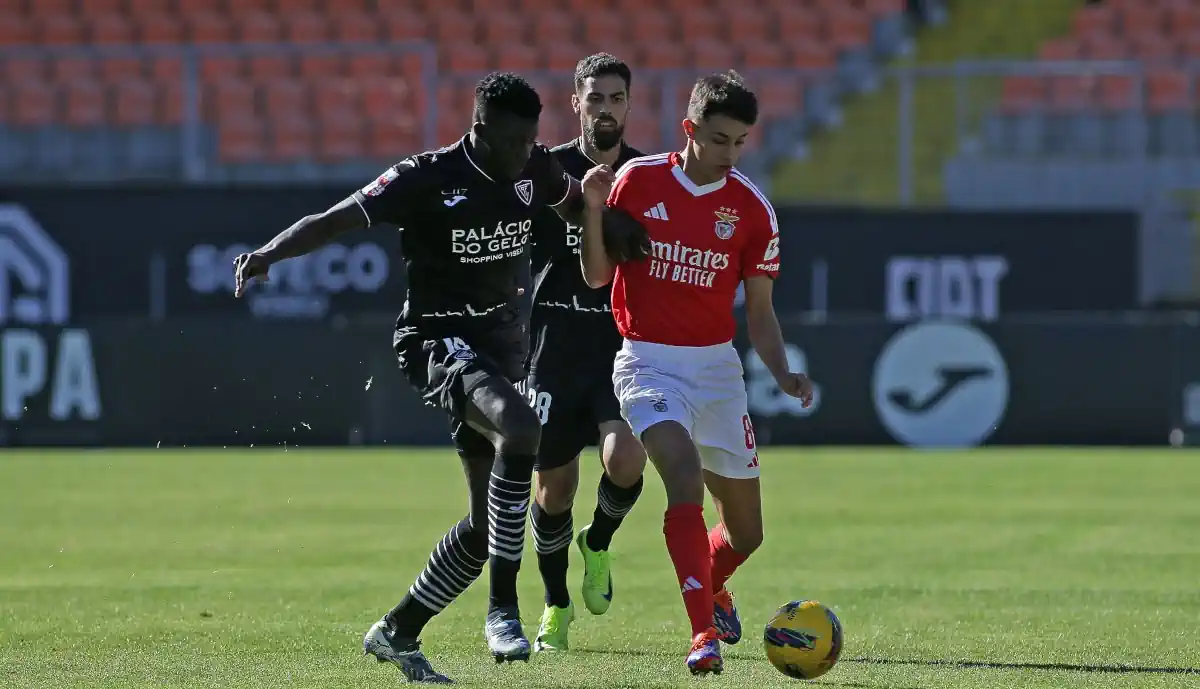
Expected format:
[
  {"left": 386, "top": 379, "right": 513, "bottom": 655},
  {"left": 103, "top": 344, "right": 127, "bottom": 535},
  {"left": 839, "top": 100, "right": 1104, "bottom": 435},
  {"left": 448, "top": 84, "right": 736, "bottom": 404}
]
[
  {"left": 682, "top": 119, "right": 695, "bottom": 140},
  {"left": 470, "top": 120, "right": 486, "bottom": 142},
  {"left": 570, "top": 93, "right": 581, "bottom": 115}
]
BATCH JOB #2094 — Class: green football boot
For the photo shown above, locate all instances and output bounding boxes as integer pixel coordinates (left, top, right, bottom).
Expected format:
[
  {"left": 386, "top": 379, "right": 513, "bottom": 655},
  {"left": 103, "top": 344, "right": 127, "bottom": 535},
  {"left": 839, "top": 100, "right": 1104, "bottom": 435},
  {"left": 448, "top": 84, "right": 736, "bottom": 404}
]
[
  {"left": 533, "top": 602, "right": 575, "bottom": 652},
  {"left": 576, "top": 525, "right": 613, "bottom": 615}
]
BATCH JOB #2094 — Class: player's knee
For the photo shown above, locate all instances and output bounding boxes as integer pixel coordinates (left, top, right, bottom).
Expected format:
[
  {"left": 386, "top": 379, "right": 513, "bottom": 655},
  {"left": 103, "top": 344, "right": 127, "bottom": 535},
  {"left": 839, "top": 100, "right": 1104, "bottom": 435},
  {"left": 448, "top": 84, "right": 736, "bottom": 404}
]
[
  {"left": 642, "top": 421, "right": 704, "bottom": 505},
  {"left": 535, "top": 463, "right": 578, "bottom": 514},
  {"left": 727, "top": 524, "right": 763, "bottom": 555},
  {"left": 492, "top": 399, "right": 541, "bottom": 456},
  {"left": 461, "top": 515, "right": 489, "bottom": 556},
  {"left": 601, "top": 425, "right": 647, "bottom": 487}
]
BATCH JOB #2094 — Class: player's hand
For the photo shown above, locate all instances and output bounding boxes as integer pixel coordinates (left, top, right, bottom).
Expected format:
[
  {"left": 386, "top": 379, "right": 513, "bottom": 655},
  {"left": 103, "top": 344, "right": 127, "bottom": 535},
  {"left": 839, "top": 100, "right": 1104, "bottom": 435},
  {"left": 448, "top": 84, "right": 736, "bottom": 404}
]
[
  {"left": 232, "top": 251, "right": 272, "bottom": 297},
  {"left": 778, "top": 372, "right": 815, "bottom": 408},
  {"left": 582, "top": 164, "right": 615, "bottom": 209}
]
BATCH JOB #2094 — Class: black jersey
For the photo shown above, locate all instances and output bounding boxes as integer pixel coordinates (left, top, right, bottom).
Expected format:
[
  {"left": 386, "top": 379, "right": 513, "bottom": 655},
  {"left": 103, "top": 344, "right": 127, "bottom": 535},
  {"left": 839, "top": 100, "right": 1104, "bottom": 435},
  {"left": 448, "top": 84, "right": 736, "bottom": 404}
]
[
  {"left": 529, "top": 138, "right": 646, "bottom": 317},
  {"left": 352, "top": 135, "right": 571, "bottom": 331}
]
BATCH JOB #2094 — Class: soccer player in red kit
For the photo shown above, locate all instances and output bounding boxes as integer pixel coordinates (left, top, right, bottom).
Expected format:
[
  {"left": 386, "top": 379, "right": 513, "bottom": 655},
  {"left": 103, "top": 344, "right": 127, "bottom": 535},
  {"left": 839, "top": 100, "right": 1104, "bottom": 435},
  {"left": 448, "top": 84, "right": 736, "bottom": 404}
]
[{"left": 578, "top": 71, "right": 815, "bottom": 675}]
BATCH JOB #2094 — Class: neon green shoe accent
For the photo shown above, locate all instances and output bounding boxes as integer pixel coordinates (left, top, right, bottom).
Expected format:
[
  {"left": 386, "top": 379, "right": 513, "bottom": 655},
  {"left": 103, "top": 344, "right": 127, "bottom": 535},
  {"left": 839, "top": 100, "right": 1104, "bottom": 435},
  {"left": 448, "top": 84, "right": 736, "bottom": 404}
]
[
  {"left": 533, "top": 602, "right": 575, "bottom": 652},
  {"left": 576, "top": 525, "right": 613, "bottom": 615}
]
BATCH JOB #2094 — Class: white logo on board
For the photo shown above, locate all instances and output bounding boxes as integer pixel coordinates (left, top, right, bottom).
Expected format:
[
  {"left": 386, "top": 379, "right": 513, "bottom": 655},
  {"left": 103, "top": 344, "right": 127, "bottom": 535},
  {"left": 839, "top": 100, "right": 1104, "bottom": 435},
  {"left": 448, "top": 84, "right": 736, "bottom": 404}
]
[
  {"left": 872, "top": 322, "right": 1008, "bottom": 448},
  {"left": 0, "top": 205, "right": 70, "bottom": 325}
]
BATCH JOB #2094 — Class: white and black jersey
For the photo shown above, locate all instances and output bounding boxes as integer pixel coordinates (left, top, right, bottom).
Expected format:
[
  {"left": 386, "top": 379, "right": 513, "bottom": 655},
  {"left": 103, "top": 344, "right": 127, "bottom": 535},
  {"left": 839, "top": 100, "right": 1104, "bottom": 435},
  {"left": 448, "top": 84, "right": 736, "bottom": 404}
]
[
  {"left": 528, "top": 138, "right": 646, "bottom": 319},
  {"left": 523, "top": 139, "right": 646, "bottom": 469},
  {"left": 353, "top": 135, "right": 571, "bottom": 332}
]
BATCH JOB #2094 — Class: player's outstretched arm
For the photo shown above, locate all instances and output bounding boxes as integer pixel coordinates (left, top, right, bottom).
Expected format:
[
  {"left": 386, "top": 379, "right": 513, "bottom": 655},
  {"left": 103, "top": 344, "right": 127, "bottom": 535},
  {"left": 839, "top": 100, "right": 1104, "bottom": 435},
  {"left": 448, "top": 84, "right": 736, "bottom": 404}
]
[
  {"left": 744, "top": 276, "right": 813, "bottom": 407},
  {"left": 233, "top": 197, "right": 365, "bottom": 297}
]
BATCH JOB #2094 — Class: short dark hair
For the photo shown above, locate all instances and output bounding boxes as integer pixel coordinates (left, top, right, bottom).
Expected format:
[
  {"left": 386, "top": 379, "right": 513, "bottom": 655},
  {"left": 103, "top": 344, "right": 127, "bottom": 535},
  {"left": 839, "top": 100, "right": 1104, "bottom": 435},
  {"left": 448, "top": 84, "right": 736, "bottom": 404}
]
[
  {"left": 474, "top": 72, "right": 542, "bottom": 123},
  {"left": 687, "top": 70, "right": 758, "bottom": 126},
  {"left": 574, "top": 53, "right": 632, "bottom": 93}
]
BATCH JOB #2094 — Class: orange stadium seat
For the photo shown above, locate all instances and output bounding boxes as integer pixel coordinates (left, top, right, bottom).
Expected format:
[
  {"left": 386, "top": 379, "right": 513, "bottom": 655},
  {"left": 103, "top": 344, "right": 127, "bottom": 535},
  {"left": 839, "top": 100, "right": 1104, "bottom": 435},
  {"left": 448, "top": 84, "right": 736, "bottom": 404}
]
[
  {"left": 112, "top": 80, "right": 158, "bottom": 127},
  {"left": 0, "top": 16, "right": 34, "bottom": 46},
  {"left": 361, "top": 78, "right": 413, "bottom": 118},
  {"left": 90, "top": 14, "right": 136, "bottom": 44},
  {"left": 187, "top": 14, "right": 234, "bottom": 43},
  {"left": 1147, "top": 68, "right": 1191, "bottom": 112},
  {"left": 824, "top": 8, "right": 873, "bottom": 52},
  {"left": 178, "top": 0, "right": 226, "bottom": 15},
  {"left": 367, "top": 119, "right": 422, "bottom": 158},
  {"left": 35, "top": 0, "right": 76, "bottom": 14},
  {"left": 480, "top": 12, "right": 528, "bottom": 45},
  {"left": 128, "top": 0, "right": 176, "bottom": 13},
  {"left": 248, "top": 54, "right": 294, "bottom": 80},
  {"left": 581, "top": 14, "right": 621, "bottom": 47},
  {"left": 318, "top": 117, "right": 367, "bottom": 162},
  {"left": 81, "top": 0, "right": 125, "bottom": 14},
  {"left": 380, "top": 14, "right": 428, "bottom": 42},
  {"left": 101, "top": 57, "right": 146, "bottom": 81},
  {"left": 742, "top": 43, "right": 790, "bottom": 70},
  {"left": 629, "top": 11, "right": 676, "bottom": 45},
  {"left": 775, "top": 7, "right": 819, "bottom": 40},
  {"left": 149, "top": 56, "right": 183, "bottom": 80},
  {"left": 264, "top": 122, "right": 312, "bottom": 162},
  {"left": 236, "top": 12, "right": 282, "bottom": 43},
  {"left": 200, "top": 55, "right": 243, "bottom": 82},
  {"left": 3, "top": 57, "right": 44, "bottom": 83},
  {"left": 64, "top": 82, "right": 108, "bottom": 127},
  {"left": 999, "top": 76, "right": 1045, "bottom": 113},
  {"left": 38, "top": 16, "right": 87, "bottom": 45},
  {"left": 276, "top": 0, "right": 319, "bottom": 12},
  {"left": 323, "top": 0, "right": 373, "bottom": 11},
  {"left": 218, "top": 119, "right": 267, "bottom": 164},
  {"left": 689, "top": 41, "right": 740, "bottom": 72},
  {"left": 136, "top": 14, "right": 186, "bottom": 44},
  {"left": 1129, "top": 34, "right": 1175, "bottom": 61},
  {"left": 1048, "top": 76, "right": 1094, "bottom": 111},
  {"left": 544, "top": 42, "right": 587, "bottom": 71},
  {"left": 11, "top": 83, "right": 57, "bottom": 126},
  {"left": 52, "top": 56, "right": 95, "bottom": 82},
  {"left": 679, "top": 9, "right": 722, "bottom": 44},
  {"left": 206, "top": 80, "right": 257, "bottom": 121},
  {"left": 1073, "top": 4, "right": 1116, "bottom": 38},
  {"left": 332, "top": 13, "right": 381, "bottom": 43},
  {"left": 1120, "top": 6, "right": 1165, "bottom": 37},
  {"left": 430, "top": 11, "right": 475, "bottom": 44},
  {"left": 312, "top": 80, "right": 360, "bottom": 123},
  {"left": 1097, "top": 74, "right": 1137, "bottom": 112},
  {"left": 442, "top": 44, "right": 489, "bottom": 72},
  {"left": 533, "top": 12, "right": 577, "bottom": 44},
  {"left": 298, "top": 54, "right": 342, "bottom": 80},
  {"left": 284, "top": 12, "right": 329, "bottom": 44},
  {"left": 493, "top": 44, "right": 539, "bottom": 71},
  {"left": 639, "top": 42, "right": 689, "bottom": 70},
  {"left": 262, "top": 80, "right": 308, "bottom": 119},
  {"left": 727, "top": 12, "right": 773, "bottom": 44}
]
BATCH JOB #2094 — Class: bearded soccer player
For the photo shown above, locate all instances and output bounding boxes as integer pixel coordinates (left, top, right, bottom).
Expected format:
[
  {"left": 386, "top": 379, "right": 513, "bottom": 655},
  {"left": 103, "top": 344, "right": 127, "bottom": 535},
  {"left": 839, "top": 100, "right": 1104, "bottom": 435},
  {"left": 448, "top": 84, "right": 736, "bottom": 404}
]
[
  {"left": 523, "top": 53, "right": 648, "bottom": 653},
  {"left": 578, "top": 71, "right": 814, "bottom": 675},
  {"left": 231, "top": 73, "right": 647, "bottom": 683}
]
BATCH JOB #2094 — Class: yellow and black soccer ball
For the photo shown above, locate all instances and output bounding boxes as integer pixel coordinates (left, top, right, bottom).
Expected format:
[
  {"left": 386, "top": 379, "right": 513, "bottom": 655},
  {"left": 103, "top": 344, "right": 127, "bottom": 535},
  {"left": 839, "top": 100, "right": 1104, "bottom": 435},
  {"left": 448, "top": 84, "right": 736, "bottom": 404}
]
[{"left": 763, "top": 600, "right": 844, "bottom": 680}]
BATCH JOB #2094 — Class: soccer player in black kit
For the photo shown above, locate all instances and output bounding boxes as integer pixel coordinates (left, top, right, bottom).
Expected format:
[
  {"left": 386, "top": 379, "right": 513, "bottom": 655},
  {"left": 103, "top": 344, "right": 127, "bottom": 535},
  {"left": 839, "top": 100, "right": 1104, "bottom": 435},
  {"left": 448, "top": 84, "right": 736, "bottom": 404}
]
[
  {"left": 523, "top": 54, "right": 649, "bottom": 653},
  {"left": 231, "top": 73, "right": 648, "bottom": 683}
]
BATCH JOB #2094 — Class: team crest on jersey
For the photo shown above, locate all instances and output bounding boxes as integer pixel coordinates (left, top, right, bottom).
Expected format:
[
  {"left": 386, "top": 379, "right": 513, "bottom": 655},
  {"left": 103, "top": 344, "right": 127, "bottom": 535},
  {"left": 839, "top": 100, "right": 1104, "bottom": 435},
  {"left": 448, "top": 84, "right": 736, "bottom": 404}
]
[
  {"left": 714, "top": 208, "right": 740, "bottom": 240},
  {"left": 514, "top": 179, "right": 533, "bottom": 206},
  {"left": 361, "top": 160, "right": 411, "bottom": 197}
]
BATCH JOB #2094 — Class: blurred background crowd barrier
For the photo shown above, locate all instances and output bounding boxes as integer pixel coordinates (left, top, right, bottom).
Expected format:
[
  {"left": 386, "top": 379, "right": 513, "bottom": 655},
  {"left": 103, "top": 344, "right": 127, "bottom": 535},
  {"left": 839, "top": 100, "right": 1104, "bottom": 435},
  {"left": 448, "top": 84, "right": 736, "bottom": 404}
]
[{"left": 4, "top": 0, "right": 1200, "bottom": 449}]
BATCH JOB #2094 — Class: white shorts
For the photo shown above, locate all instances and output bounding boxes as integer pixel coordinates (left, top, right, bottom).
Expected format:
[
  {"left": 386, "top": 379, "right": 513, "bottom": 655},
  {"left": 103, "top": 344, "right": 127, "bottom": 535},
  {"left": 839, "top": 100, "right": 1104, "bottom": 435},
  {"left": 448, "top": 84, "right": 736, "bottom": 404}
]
[{"left": 612, "top": 339, "right": 760, "bottom": 480}]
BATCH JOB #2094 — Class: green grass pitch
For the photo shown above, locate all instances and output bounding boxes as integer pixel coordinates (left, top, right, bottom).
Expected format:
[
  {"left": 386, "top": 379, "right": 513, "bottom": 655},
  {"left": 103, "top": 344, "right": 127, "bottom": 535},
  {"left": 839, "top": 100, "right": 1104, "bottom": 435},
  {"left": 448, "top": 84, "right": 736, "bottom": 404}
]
[{"left": 2, "top": 448, "right": 1198, "bottom": 688}]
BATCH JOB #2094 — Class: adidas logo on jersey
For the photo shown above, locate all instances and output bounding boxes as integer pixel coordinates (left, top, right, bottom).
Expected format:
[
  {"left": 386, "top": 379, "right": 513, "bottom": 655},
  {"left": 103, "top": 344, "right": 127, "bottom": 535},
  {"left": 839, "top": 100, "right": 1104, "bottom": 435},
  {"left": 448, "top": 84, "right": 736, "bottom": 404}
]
[
  {"left": 681, "top": 576, "right": 703, "bottom": 593},
  {"left": 643, "top": 202, "right": 669, "bottom": 221}
]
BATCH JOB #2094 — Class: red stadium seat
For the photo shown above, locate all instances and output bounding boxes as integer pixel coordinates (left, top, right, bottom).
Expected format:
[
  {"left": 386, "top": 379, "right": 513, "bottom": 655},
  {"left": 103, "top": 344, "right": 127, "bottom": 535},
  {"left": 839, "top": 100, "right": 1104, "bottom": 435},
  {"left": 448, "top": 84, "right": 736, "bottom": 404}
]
[
  {"left": 678, "top": 9, "right": 722, "bottom": 44},
  {"left": 283, "top": 12, "right": 329, "bottom": 44},
  {"left": 178, "top": 0, "right": 226, "bottom": 14},
  {"left": 261, "top": 80, "right": 308, "bottom": 119},
  {"left": 2, "top": 57, "right": 45, "bottom": 83},
  {"left": 316, "top": 117, "right": 367, "bottom": 162},
  {"left": 1072, "top": 4, "right": 1115, "bottom": 39},
  {"left": 37, "top": 16, "right": 87, "bottom": 45},
  {"left": 312, "top": 79, "right": 362, "bottom": 122},
  {"left": 1147, "top": 68, "right": 1192, "bottom": 112},
  {"left": 267, "top": 117, "right": 315, "bottom": 162},
  {"left": 100, "top": 58, "right": 146, "bottom": 82},
  {"left": 999, "top": 76, "right": 1045, "bottom": 113},
  {"left": 89, "top": 14, "right": 135, "bottom": 44},
  {"left": 247, "top": 55, "right": 294, "bottom": 81},
  {"left": 494, "top": 44, "right": 539, "bottom": 72},
  {"left": 0, "top": 17, "right": 34, "bottom": 47},
  {"left": 187, "top": 14, "right": 234, "bottom": 44},
  {"left": 218, "top": 119, "right": 267, "bottom": 164},
  {"left": 52, "top": 56, "right": 95, "bottom": 83},
  {"left": 111, "top": 80, "right": 158, "bottom": 127},
  {"left": 81, "top": 0, "right": 126, "bottom": 10},
  {"left": 136, "top": 14, "right": 186, "bottom": 44},
  {"left": 127, "top": 0, "right": 175, "bottom": 13},
  {"left": 298, "top": 55, "right": 343, "bottom": 80},
  {"left": 236, "top": 12, "right": 283, "bottom": 43},
  {"left": 333, "top": 13, "right": 380, "bottom": 43},
  {"left": 1097, "top": 75, "right": 1137, "bottom": 112},
  {"left": 479, "top": 11, "right": 528, "bottom": 45},
  {"left": 11, "top": 82, "right": 57, "bottom": 126},
  {"left": 533, "top": 12, "right": 577, "bottom": 44},
  {"left": 63, "top": 82, "right": 107, "bottom": 127}
]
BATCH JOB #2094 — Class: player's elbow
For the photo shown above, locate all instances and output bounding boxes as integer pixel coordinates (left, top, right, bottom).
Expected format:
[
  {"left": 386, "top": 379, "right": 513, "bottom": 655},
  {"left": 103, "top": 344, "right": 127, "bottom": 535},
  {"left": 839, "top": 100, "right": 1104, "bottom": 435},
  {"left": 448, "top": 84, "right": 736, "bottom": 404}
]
[{"left": 582, "top": 264, "right": 614, "bottom": 289}]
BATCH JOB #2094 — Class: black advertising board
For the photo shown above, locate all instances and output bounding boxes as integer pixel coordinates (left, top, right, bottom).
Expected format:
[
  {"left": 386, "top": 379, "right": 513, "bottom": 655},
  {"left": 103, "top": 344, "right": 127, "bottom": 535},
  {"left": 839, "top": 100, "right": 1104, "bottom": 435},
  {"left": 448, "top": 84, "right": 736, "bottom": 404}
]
[
  {"left": 0, "top": 190, "right": 1139, "bottom": 326},
  {"left": 2, "top": 316, "right": 1191, "bottom": 449},
  {"left": 0, "top": 187, "right": 407, "bottom": 323},
  {"left": 770, "top": 207, "right": 1140, "bottom": 319}
]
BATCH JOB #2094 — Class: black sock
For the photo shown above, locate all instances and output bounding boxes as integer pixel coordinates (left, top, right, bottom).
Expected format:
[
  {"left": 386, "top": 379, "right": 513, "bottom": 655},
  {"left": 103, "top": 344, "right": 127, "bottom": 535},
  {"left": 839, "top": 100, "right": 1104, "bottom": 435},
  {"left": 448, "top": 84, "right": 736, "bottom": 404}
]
[
  {"left": 587, "top": 474, "right": 643, "bottom": 552},
  {"left": 530, "top": 501, "right": 573, "bottom": 609},
  {"left": 387, "top": 515, "right": 487, "bottom": 638},
  {"left": 487, "top": 452, "right": 535, "bottom": 612}
]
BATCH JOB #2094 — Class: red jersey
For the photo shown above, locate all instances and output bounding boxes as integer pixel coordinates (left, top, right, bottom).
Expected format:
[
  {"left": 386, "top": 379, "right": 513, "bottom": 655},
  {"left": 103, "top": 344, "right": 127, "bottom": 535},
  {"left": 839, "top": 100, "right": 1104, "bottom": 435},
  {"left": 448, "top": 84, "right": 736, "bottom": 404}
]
[{"left": 607, "top": 151, "right": 780, "bottom": 347}]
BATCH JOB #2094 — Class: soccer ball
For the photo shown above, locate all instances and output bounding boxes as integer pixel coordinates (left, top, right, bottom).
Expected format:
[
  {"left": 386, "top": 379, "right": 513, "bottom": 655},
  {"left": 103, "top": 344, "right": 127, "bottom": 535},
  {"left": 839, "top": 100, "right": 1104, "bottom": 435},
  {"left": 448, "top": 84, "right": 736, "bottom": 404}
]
[{"left": 763, "top": 600, "right": 844, "bottom": 680}]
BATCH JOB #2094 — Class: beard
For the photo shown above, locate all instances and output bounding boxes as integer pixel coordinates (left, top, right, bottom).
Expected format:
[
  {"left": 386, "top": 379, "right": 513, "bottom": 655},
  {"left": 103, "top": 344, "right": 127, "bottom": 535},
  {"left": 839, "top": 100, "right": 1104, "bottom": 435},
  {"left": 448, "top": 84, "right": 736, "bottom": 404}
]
[{"left": 585, "top": 120, "right": 625, "bottom": 152}]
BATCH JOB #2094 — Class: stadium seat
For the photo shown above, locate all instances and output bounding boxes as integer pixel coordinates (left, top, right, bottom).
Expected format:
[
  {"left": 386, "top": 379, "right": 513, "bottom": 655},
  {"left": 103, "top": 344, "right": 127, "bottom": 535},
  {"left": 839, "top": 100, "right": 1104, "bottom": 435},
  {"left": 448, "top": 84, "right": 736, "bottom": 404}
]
[{"left": 112, "top": 80, "right": 159, "bottom": 127}]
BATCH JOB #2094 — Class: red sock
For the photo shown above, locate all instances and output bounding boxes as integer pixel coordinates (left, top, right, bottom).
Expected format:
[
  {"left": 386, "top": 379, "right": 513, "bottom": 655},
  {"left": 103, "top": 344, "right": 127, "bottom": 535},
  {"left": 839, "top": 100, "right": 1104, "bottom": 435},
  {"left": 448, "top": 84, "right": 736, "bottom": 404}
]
[
  {"left": 709, "top": 525, "right": 749, "bottom": 593},
  {"left": 663, "top": 504, "right": 713, "bottom": 636}
]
